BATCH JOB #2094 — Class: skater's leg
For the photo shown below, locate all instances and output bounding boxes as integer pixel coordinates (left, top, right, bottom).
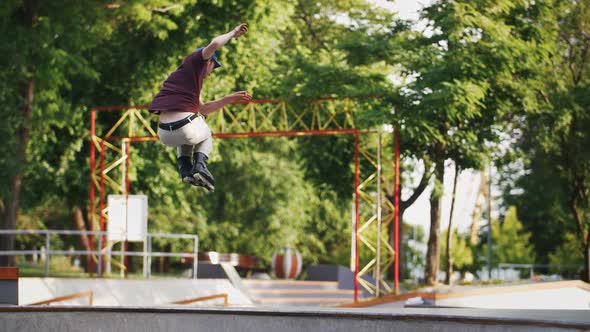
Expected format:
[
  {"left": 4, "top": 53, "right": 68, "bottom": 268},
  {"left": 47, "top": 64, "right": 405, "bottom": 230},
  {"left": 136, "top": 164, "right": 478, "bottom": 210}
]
[
  {"left": 191, "top": 132, "right": 215, "bottom": 190},
  {"left": 160, "top": 126, "right": 197, "bottom": 185},
  {"left": 176, "top": 118, "right": 215, "bottom": 191},
  {"left": 192, "top": 150, "right": 215, "bottom": 188},
  {"left": 194, "top": 135, "right": 213, "bottom": 156},
  {"left": 159, "top": 114, "right": 215, "bottom": 190},
  {"left": 177, "top": 145, "right": 197, "bottom": 185},
  {"left": 177, "top": 144, "right": 194, "bottom": 158}
]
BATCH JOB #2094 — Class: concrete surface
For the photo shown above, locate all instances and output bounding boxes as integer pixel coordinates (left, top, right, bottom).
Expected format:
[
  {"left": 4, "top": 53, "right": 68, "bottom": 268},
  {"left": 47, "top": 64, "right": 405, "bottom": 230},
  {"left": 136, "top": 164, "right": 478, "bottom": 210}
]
[
  {"left": 19, "top": 278, "right": 252, "bottom": 306},
  {"left": 243, "top": 279, "right": 355, "bottom": 306},
  {"left": 1, "top": 306, "right": 589, "bottom": 332},
  {"left": 344, "top": 281, "right": 590, "bottom": 310},
  {"left": 434, "top": 287, "right": 590, "bottom": 309}
]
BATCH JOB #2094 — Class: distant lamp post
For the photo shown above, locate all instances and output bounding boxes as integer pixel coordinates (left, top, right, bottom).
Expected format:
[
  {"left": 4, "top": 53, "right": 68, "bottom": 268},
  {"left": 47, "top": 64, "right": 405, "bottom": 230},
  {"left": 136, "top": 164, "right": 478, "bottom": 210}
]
[{"left": 487, "top": 161, "right": 493, "bottom": 280}]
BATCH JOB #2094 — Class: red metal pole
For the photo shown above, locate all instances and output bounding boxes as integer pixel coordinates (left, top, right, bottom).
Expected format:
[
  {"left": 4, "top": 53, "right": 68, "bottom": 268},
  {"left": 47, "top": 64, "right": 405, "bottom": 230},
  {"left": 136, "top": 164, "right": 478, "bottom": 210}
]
[
  {"left": 214, "top": 128, "right": 358, "bottom": 139},
  {"left": 124, "top": 140, "right": 130, "bottom": 278},
  {"left": 89, "top": 110, "right": 96, "bottom": 275},
  {"left": 394, "top": 128, "right": 400, "bottom": 293},
  {"left": 101, "top": 129, "right": 362, "bottom": 143},
  {"left": 99, "top": 140, "right": 106, "bottom": 277},
  {"left": 89, "top": 96, "right": 380, "bottom": 111},
  {"left": 125, "top": 141, "right": 130, "bottom": 193},
  {"left": 354, "top": 132, "right": 360, "bottom": 302}
]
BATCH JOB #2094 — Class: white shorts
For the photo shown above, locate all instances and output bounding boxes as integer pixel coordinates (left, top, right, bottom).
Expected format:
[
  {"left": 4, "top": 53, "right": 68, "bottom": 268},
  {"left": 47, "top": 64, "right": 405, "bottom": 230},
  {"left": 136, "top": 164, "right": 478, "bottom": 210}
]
[{"left": 158, "top": 115, "right": 213, "bottom": 157}]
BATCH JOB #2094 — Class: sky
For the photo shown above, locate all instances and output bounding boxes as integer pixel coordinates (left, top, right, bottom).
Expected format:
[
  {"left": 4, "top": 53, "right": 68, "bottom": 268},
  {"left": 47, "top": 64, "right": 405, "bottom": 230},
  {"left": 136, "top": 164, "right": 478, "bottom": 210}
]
[
  {"left": 370, "top": 0, "right": 495, "bottom": 235},
  {"left": 373, "top": 0, "right": 425, "bottom": 21}
]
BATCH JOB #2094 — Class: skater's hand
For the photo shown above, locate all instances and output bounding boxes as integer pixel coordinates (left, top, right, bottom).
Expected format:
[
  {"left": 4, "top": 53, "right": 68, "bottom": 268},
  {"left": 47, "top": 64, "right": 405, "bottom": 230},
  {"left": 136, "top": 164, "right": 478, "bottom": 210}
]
[
  {"left": 201, "top": 92, "right": 251, "bottom": 114},
  {"left": 226, "top": 91, "right": 252, "bottom": 104},
  {"left": 232, "top": 23, "right": 248, "bottom": 38},
  {"left": 204, "top": 23, "right": 247, "bottom": 57}
]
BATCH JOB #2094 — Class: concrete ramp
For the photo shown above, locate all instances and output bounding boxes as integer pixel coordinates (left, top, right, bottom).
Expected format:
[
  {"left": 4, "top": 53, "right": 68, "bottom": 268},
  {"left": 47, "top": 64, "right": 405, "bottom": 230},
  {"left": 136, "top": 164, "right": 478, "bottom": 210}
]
[
  {"left": 19, "top": 278, "right": 252, "bottom": 306},
  {"left": 1, "top": 306, "right": 589, "bottom": 331},
  {"left": 340, "top": 280, "right": 590, "bottom": 310},
  {"left": 243, "top": 279, "right": 354, "bottom": 306}
]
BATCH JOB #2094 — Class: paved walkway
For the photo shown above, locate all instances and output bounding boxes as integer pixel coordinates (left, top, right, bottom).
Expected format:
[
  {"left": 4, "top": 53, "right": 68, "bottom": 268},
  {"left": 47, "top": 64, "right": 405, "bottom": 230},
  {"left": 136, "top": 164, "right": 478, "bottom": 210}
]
[{"left": 1, "top": 306, "right": 589, "bottom": 331}]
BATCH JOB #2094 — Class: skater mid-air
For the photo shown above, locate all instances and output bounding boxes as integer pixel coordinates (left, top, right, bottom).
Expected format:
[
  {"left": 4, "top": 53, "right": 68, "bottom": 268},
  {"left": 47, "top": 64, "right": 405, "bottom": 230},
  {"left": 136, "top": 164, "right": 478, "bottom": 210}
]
[{"left": 149, "top": 23, "right": 251, "bottom": 192}]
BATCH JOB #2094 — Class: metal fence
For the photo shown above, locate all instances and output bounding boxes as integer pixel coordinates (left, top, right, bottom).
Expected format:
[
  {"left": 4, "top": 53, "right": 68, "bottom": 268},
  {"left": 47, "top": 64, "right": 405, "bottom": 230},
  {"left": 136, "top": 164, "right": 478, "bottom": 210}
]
[
  {"left": 498, "top": 263, "right": 583, "bottom": 280},
  {"left": 0, "top": 229, "right": 198, "bottom": 278}
]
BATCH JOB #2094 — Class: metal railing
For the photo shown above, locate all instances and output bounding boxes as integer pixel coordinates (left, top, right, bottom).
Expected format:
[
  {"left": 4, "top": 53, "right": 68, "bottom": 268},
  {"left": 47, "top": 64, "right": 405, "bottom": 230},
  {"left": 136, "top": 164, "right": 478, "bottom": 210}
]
[
  {"left": 171, "top": 293, "right": 229, "bottom": 307},
  {"left": 498, "top": 263, "right": 583, "bottom": 280},
  {"left": 0, "top": 229, "right": 198, "bottom": 278},
  {"left": 30, "top": 291, "right": 94, "bottom": 306}
]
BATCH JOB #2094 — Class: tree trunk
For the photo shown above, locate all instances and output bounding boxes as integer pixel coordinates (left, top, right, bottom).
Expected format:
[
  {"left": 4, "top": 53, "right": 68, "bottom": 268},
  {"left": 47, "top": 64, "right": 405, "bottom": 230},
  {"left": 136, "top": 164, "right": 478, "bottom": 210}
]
[
  {"left": 386, "top": 162, "right": 430, "bottom": 280},
  {"left": 215, "top": 192, "right": 226, "bottom": 223},
  {"left": 0, "top": 79, "right": 34, "bottom": 266},
  {"left": 424, "top": 156, "right": 445, "bottom": 285},
  {"left": 469, "top": 172, "right": 487, "bottom": 245},
  {"left": 73, "top": 206, "right": 91, "bottom": 271},
  {"left": 569, "top": 194, "right": 589, "bottom": 282},
  {"left": 445, "top": 163, "right": 459, "bottom": 285},
  {"left": 0, "top": 0, "right": 38, "bottom": 267},
  {"left": 585, "top": 212, "right": 590, "bottom": 282},
  {"left": 584, "top": 240, "right": 590, "bottom": 283}
]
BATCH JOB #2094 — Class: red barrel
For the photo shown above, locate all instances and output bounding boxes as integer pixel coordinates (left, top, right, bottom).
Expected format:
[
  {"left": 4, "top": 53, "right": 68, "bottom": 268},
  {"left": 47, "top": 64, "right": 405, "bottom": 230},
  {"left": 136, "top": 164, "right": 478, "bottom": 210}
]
[{"left": 271, "top": 246, "right": 302, "bottom": 279}]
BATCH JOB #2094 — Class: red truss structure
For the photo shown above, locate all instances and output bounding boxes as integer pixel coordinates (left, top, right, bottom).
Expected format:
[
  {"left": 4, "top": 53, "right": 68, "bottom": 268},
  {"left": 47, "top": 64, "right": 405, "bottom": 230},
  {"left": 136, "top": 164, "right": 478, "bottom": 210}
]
[{"left": 89, "top": 97, "right": 401, "bottom": 301}]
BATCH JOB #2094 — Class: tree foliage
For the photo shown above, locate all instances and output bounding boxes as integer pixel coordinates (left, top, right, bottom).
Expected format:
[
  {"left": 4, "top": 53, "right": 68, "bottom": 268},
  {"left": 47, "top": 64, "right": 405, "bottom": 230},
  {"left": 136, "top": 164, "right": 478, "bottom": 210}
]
[
  {"left": 1, "top": 0, "right": 589, "bottom": 283},
  {"left": 481, "top": 206, "right": 536, "bottom": 267},
  {"left": 0, "top": 0, "right": 394, "bottom": 271},
  {"left": 392, "top": 0, "right": 540, "bottom": 285},
  {"left": 440, "top": 230, "right": 474, "bottom": 273},
  {"left": 500, "top": 0, "right": 590, "bottom": 281}
]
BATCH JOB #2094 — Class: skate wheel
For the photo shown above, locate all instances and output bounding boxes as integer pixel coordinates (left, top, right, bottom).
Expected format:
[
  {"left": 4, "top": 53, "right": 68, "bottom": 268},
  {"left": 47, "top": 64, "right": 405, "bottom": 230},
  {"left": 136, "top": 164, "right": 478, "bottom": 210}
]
[
  {"left": 194, "top": 173, "right": 215, "bottom": 193},
  {"left": 183, "top": 176, "right": 196, "bottom": 185}
]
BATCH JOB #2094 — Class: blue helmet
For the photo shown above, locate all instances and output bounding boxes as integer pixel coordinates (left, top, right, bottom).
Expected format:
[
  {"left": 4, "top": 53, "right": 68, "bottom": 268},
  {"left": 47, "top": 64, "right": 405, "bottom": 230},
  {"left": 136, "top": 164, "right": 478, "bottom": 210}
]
[{"left": 196, "top": 47, "right": 222, "bottom": 69}]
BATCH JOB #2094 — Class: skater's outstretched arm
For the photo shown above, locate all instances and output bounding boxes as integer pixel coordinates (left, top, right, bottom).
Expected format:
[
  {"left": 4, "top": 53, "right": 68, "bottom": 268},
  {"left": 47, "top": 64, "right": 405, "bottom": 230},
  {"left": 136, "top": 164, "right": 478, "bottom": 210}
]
[
  {"left": 199, "top": 91, "right": 252, "bottom": 116},
  {"left": 202, "top": 23, "right": 248, "bottom": 60}
]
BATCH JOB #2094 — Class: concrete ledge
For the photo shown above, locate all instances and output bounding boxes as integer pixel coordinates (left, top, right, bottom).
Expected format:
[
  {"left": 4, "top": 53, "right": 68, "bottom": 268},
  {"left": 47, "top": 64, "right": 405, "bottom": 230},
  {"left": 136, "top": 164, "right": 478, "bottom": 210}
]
[
  {"left": 0, "top": 267, "right": 18, "bottom": 280},
  {"left": 1, "top": 306, "right": 589, "bottom": 332},
  {"left": 339, "top": 280, "right": 590, "bottom": 309},
  {"left": 0, "top": 267, "right": 18, "bottom": 305},
  {"left": 19, "top": 277, "right": 252, "bottom": 306}
]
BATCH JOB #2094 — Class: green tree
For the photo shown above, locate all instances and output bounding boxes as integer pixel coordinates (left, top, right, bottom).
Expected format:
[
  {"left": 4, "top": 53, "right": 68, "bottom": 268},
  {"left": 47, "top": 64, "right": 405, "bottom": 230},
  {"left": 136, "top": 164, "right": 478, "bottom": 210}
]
[
  {"left": 549, "top": 232, "right": 585, "bottom": 277},
  {"left": 403, "top": 223, "right": 426, "bottom": 280},
  {"left": 500, "top": 0, "right": 590, "bottom": 281},
  {"left": 444, "top": 163, "right": 460, "bottom": 284},
  {"left": 0, "top": 0, "right": 429, "bottom": 274},
  {"left": 0, "top": 0, "right": 117, "bottom": 265},
  {"left": 530, "top": 0, "right": 590, "bottom": 281},
  {"left": 392, "top": 0, "right": 538, "bottom": 285},
  {"left": 0, "top": 0, "right": 311, "bottom": 265},
  {"left": 276, "top": 0, "right": 398, "bottom": 200},
  {"left": 501, "top": 149, "right": 574, "bottom": 263},
  {"left": 481, "top": 206, "right": 535, "bottom": 268},
  {"left": 440, "top": 230, "right": 474, "bottom": 277}
]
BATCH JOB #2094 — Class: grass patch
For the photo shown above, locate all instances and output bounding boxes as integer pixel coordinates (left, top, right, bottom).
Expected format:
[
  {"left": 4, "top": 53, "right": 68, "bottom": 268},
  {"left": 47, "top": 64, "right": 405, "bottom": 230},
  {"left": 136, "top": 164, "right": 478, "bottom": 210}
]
[{"left": 18, "top": 262, "right": 191, "bottom": 279}]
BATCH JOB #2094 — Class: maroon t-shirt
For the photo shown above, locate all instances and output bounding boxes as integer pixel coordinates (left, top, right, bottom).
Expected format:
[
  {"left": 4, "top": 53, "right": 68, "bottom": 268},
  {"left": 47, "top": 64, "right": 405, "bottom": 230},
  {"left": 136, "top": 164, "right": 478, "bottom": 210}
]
[{"left": 149, "top": 49, "right": 207, "bottom": 114}]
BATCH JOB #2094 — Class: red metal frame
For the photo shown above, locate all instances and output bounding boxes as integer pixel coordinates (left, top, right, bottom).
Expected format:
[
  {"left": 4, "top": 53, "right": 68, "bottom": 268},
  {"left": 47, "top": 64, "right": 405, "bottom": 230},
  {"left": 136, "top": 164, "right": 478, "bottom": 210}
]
[
  {"left": 89, "top": 100, "right": 400, "bottom": 300},
  {"left": 89, "top": 111, "right": 96, "bottom": 274},
  {"left": 353, "top": 132, "right": 360, "bottom": 300},
  {"left": 99, "top": 140, "right": 106, "bottom": 252},
  {"left": 124, "top": 140, "right": 130, "bottom": 277},
  {"left": 88, "top": 95, "right": 380, "bottom": 112},
  {"left": 216, "top": 128, "right": 358, "bottom": 139},
  {"left": 394, "top": 128, "right": 400, "bottom": 293},
  {"left": 100, "top": 129, "right": 359, "bottom": 142}
]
